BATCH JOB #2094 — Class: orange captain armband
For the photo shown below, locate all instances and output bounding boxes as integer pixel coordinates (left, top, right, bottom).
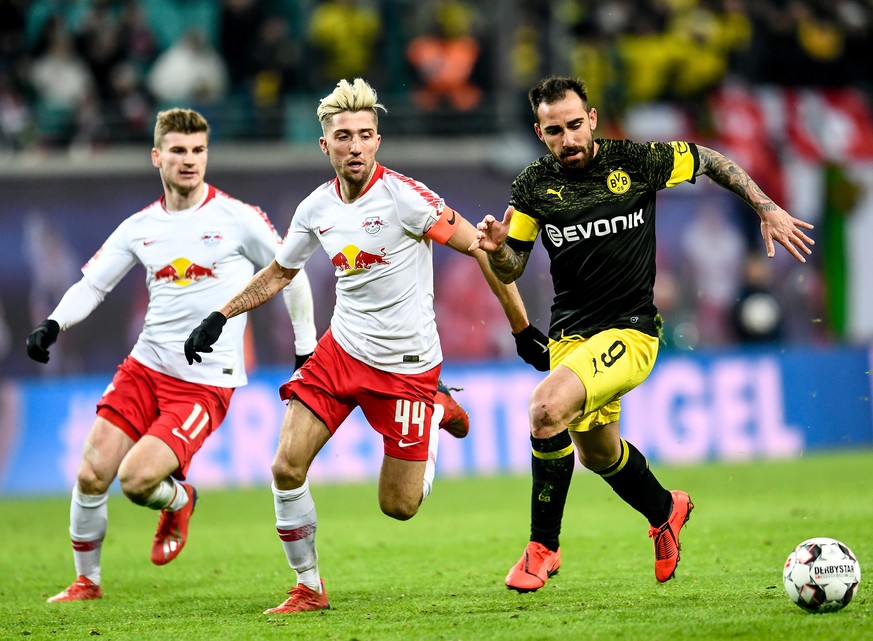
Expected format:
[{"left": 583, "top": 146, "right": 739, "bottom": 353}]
[{"left": 425, "top": 206, "right": 458, "bottom": 245}]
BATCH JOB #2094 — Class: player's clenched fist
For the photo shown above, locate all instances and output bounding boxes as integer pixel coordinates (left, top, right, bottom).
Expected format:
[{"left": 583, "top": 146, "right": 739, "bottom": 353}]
[
  {"left": 26, "top": 319, "right": 60, "bottom": 363},
  {"left": 184, "top": 312, "right": 227, "bottom": 364},
  {"left": 513, "top": 324, "right": 550, "bottom": 372}
]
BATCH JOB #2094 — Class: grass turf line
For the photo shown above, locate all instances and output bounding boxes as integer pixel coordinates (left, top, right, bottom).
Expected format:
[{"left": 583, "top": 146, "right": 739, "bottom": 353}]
[{"left": 0, "top": 449, "right": 869, "bottom": 640}]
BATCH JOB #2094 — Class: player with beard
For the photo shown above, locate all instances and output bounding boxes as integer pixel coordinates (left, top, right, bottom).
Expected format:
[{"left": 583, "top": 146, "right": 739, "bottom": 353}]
[{"left": 471, "top": 76, "right": 815, "bottom": 591}]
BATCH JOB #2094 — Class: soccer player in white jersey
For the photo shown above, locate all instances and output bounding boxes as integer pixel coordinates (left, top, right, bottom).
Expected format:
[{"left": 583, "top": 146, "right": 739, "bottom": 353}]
[
  {"left": 26, "top": 108, "right": 318, "bottom": 603},
  {"left": 185, "top": 78, "right": 535, "bottom": 614}
]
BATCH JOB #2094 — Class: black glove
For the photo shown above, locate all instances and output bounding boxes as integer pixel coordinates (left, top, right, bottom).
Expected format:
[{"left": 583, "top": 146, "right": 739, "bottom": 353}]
[
  {"left": 513, "top": 324, "right": 550, "bottom": 372},
  {"left": 295, "top": 352, "right": 312, "bottom": 371},
  {"left": 26, "top": 319, "right": 60, "bottom": 364},
  {"left": 185, "top": 312, "right": 227, "bottom": 364}
]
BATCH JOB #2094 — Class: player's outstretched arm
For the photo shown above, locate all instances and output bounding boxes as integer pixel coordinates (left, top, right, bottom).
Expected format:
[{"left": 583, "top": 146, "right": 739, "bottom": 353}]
[
  {"left": 448, "top": 207, "right": 549, "bottom": 372},
  {"left": 443, "top": 210, "right": 530, "bottom": 333},
  {"left": 185, "top": 260, "right": 298, "bottom": 364},
  {"left": 469, "top": 248, "right": 530, "bottom": 334},
  {"left": 444, "top": 209, "right": 549, "bottom": 370},
  {"left": 467, "top": 206, "right": 530, "bottom": 284},
  {"left": 224, "top": 260, "right": 298, "bottom": 319},
  {"left": 26, "top": 277, "right": 108, "bottom": 363},
  {"left": 696, "top": 145, "right": 815, "bottom": 263}
]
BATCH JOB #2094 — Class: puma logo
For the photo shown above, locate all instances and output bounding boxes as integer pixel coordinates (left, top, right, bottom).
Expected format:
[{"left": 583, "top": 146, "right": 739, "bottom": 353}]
[
  {"left": 591, "top": 357, "right": 602, "bottom": 377},
  {"left": 547, "top": 185, "right": 565, "bottom": 200}
]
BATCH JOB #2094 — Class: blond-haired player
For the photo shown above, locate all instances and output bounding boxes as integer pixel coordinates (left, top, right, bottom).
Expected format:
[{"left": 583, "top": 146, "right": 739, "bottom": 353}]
[{"left": 186, "top": 79, "right": 535, "bottom": 613}]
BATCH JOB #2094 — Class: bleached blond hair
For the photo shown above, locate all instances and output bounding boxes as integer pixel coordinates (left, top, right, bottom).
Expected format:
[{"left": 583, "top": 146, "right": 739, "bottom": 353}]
[{"left": 316, "top": 78, "right": 386, "bottom": 131}]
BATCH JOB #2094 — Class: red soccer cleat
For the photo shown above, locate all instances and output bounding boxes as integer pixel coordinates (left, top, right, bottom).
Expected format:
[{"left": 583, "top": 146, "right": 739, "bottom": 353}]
[
  {"left": 434, "top": 379, "right": 469, "bottom": 438},
  {"left": 263, "top": 579, "right": 330, "bottom": 614},
  {"left": 648, "top": 489, "right": 694, "bottom": 582},
  {"left": 47, "top": 575, "right": 102, "bottom": 603},
  {"left": 505, "top": 541, "right": 561, "bottom": 592},
  {"left": 151, "top": 482, "right": 197, "bottom": 565}
]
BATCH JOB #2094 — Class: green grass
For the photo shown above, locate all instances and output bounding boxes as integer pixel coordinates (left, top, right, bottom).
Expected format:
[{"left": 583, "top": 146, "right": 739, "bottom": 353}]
[{"left": 1, "top": 450, "right": 870, "bottom": 640}]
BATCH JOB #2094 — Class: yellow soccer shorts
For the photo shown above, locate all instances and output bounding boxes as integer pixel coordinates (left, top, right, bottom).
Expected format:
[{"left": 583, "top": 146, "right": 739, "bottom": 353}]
[{"left": 549, "top": 328, "right": 659, "bottom": 432}]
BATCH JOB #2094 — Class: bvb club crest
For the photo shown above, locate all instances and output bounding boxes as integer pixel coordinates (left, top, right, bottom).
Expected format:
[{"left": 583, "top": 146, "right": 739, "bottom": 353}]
[{"left": 607, "top": 170, "right": 631, "bottom": 194}]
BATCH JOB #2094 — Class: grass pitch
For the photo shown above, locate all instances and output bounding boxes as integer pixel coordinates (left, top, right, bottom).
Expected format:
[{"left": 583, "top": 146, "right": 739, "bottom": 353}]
[{"left": 1, "top": 449, "right": 870, "bottom": 640}]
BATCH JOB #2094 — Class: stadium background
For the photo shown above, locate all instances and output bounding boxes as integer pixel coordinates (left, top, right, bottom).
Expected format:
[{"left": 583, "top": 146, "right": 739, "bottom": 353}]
[{"left": 1, "top": 0, "right": 872, "bottom": 494}]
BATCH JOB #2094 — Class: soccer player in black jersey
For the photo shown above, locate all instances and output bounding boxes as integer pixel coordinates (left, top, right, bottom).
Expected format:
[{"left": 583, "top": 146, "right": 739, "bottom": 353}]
[{"left": 471, "top": 76, "right": 815, "bottom": 591}]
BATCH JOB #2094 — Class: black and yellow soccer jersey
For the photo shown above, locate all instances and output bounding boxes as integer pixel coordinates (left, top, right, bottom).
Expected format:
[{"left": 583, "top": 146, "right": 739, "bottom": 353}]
[{"left": 508, "top": 138, "right": 699, "bottom": 339}]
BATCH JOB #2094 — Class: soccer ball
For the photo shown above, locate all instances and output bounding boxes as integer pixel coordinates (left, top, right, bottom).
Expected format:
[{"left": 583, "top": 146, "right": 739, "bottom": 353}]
[{"left": 783, "top": 537, "right": 860, "bottom": 612}]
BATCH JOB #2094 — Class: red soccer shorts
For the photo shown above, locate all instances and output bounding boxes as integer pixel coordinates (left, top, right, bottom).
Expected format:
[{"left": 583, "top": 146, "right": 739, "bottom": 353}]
[
  {"left": 96, "top": 356, "right": 233, "bottom": 479},
  {"left": 280, "top": 328, "right": 441, "bottom": 461}
]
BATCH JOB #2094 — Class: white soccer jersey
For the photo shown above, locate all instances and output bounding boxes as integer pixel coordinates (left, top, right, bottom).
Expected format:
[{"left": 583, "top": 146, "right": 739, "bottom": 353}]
[
  {"left": 82, "top": 185, "right": 281, "bottom": 387},
  {"left": 276, "top": 164, "right": 444, "bottom": 373}
]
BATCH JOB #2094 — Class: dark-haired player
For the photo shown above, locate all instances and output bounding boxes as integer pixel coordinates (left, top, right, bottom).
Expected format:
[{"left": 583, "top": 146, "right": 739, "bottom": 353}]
[{"left": 472, "top": 76, "right": 814, "bottom": 591}]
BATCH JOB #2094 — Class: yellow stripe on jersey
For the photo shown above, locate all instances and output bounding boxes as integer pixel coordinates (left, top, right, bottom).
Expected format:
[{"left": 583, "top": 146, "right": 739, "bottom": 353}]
[
  {"left": 665, "top": 141, "right": 698, "bottom": 187},
  {"left": 507, "top": 209, "right": 541, "bottom": 243},
  {"left": 532, "top": 443, "right": 575, "bottom": 460}
]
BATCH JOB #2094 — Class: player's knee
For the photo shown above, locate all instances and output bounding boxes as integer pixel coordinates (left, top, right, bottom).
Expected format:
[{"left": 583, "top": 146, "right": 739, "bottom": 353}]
[
  {"left": 379, "top": 496, "right": 420, "bottom": 521},
  {"left": 529, "top": 394, "right": 566, "bottom": 438},
  {"left": 76, "top": 461, "right": 112, "bottom": 495},
  {"left": 271, "top": 458, "right": 307, "bottom": 488},
  {"left": 117, "top": 465, "right": 160, "bottom": 504}
]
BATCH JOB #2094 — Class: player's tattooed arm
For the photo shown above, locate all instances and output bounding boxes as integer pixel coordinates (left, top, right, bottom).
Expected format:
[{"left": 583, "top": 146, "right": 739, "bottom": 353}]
[
  {"left": 696, "top": 145, "right": 778, "bottom": 215},
  {"left": 696, "top": 144, "right": 814, "bottom": 262},
  {"left": 487, "top": 243, "right": 530, "bottom": 284},
  {"left": 223, "top": 261, "right": 296, "bottom": 318},
  {"left": 471, "top": 206, "right": 533, "bottom": 282},
  {"left": 224, "top": 274, "right": 273, "bottom": 318}
]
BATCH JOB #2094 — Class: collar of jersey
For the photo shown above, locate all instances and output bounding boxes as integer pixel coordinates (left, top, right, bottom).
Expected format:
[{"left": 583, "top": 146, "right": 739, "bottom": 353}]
[
  {"left": 333, "top": 164, "right": 385, "bottom": 201},
  {"left": 160, "top": 184, "right": 216, "bottom": 215}
]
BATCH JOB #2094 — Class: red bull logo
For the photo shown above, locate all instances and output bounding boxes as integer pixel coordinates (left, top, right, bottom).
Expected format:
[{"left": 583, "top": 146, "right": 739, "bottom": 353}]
[
  {"left": 330, "top": 245, "right": 390, "bottom": 275},
  {"left": 152, "top": 258, "right": 217, "bottom": 286}
]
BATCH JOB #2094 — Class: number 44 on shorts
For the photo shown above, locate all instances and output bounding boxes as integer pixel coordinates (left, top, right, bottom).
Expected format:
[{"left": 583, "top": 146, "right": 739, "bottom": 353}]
[{"left": 395, "top": 399, "right": 426, "bottom": 439}]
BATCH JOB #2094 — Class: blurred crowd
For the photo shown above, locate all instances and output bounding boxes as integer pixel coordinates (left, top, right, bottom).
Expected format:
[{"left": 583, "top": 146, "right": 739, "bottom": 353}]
[
  {"left": 2, "top": 0, "right": 871, "bottom": 374},
  {"left": 537, "top": 0, "right": 873, "bottom": 135},
  {"left": 1, "top": 0, "right": 873, "bottom": 149}
]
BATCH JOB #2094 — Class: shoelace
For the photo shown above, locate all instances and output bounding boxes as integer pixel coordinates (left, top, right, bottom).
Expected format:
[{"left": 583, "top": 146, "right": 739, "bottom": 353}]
[
  {"left": 650, "top": 525, "right": 678, "bottom": 559},
  {"left": 284, "top": 585, "right": 322, "bottom": 606},
  {"left": 155, "top": 512, "right": 182, "bottom": 540},
  {"left": 525, "top": 545, "right": 553, "bottom": 571}
]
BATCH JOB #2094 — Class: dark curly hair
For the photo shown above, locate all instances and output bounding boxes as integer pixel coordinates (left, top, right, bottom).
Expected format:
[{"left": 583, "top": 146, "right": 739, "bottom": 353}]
[{"left": 528, "top": 77, "right": 590, "bottom": 119}]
